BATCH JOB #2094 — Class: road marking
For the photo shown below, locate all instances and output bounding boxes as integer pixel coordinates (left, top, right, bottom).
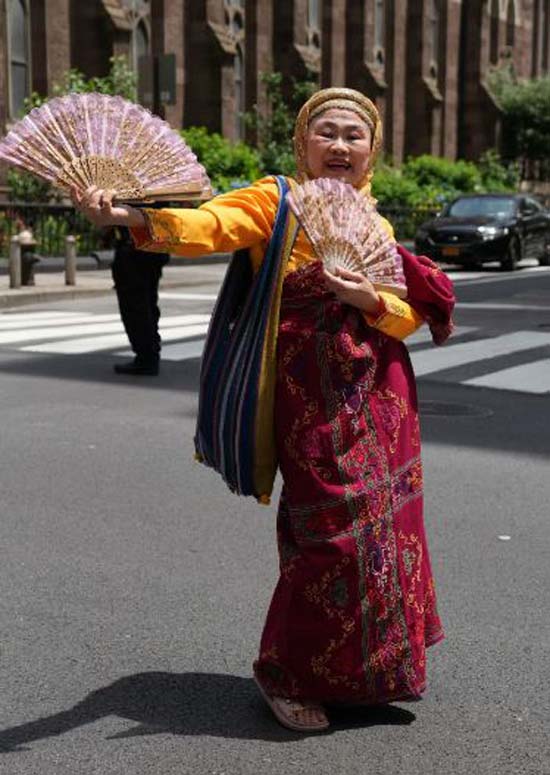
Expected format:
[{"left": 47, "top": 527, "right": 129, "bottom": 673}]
[
  {"left": 0, "top": 311, "right": 84, "bottom": 321},
  {"left": 159, "top": 292, "right": 218, "bottom": 301},
  {"left": 410, "top": 331, "right": 550, "bottom": 377},
  {"left": 4, "top": 305, "right": 548, "bottom": 395},
  {"left": 463, "top": 359, "right": 550, "bottom": 393},
  {"left": 0, "top": 314, "right": 211, "bottom": 345},
  {"left": 448, "top": 267, "right": 550, "bottom": 287},
  {"left": 0, "top": 313, "right": 123, "bottom": 330},
  {"left": 407, "top": 325, "right": 476, "bottom": 345},
  {"left": 21, "top": 323, "right": 210, "bottom": 354},
  {"left": 456, "top": 302, "right": 550, "bottom": 311}
]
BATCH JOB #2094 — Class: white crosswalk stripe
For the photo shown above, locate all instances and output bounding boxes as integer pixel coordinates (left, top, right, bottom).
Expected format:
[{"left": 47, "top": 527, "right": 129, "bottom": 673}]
[
  {"left": 410, "top": 331, "right": 550, "bottom": 377},
  {"left": 1, "top": 309, "right": 549, "bottom": 394},
  {"left": 0, "top": 312, "right": 210, "bottom": 354},
  {"left": 464, "top": 359, "right": 550, "bottom": 393}
]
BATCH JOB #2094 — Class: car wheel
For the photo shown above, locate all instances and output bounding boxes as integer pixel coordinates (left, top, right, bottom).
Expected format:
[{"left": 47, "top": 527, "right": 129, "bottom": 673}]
[{"left": 501, "top": 237, "right": 520, "bottom": 271}]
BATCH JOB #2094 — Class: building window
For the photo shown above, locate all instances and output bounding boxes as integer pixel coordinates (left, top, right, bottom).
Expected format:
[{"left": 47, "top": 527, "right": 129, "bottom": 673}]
[
  {"left": 7, "top": 0, "right": 31, "bottom": 118},
  {"left": 374, "top": 0, "right": 385, "bottom": 66},
  {"left": 225, "top": 1, "right": 246, "bottom": 138},
  {"left": 132, "top": 20, "right": 150, "bottom": 72},
  {"left": 307, "top": 0, "right": 321, "bottom": 49},
  {"left": 428, "top": 0, "right": 440, "bottom": 78},
  {"left": 505, "top": 0, "right": 515, "bottom": 48},
  {"left": 235, "top": 45, "right": 245, "bottom": 138},
  {"left": 120, "top": 0, "right": 151, "bottom": 71},
  {"left": 489, "top": 0, "right": 499, "bottom": 65}
]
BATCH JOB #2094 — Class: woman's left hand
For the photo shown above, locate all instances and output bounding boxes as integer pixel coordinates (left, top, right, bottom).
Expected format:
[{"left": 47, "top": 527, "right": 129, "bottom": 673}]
[{"left": 323, "top": 266, "right": 381, "bottom": 315}]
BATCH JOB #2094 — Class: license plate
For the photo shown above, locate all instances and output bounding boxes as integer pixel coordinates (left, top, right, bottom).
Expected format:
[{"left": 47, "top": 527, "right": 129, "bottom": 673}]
[{"left": 441, "top": 246, "right": 461, "bottom": 257}]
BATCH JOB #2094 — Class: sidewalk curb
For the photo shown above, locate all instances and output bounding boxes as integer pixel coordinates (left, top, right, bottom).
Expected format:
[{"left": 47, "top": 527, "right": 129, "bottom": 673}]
[
  {"left": 0, "top": 268, "right": 229, "bottom": 309},
  {"left": 0, "top": 287, "right": 112, "bottom": 309}
]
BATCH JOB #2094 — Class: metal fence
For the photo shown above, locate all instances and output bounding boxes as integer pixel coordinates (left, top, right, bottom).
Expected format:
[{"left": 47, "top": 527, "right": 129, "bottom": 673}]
[
  {"left": 0, "top": 203, "right": 103, "bottom": 258},
  {"left": 378, "top": 205, "right": 439, "bottom": 241},
  {"left": 0, "top": 201, "right": 441, "bottom": 259}
]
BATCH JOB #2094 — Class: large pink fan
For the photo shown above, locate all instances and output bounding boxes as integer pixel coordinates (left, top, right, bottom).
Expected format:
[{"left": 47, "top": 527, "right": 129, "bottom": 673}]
[
  {"left": 286, "top": 178, "right": 407, "bottom": 298},
  {"left": 0, "top": 93, "right": 212, "bottom": 202}
]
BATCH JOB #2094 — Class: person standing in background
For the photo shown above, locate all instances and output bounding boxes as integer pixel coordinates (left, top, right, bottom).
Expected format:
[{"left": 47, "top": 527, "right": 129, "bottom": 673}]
[{"left": 111, "top": 226, "right": 169, "bottom": 376}]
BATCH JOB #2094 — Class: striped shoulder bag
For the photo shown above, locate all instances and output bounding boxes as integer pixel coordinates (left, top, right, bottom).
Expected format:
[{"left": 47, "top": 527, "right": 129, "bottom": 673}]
[{"left": 194, "top": 175, "right": 298, "bottom": 503}]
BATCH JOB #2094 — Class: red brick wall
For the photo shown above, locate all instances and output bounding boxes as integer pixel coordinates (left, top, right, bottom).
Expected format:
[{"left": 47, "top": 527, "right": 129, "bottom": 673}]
[{"left": 0, "top": 0, "right": 547, "bottom": 164}]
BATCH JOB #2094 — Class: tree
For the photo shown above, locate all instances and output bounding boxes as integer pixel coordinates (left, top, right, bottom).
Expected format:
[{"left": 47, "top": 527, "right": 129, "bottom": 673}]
[
  {"left": 244, "top": 72, "right": 317, "bottom": 176},
  {"left": 489, "top": 69, "right": 550, "bottom": 163},
  {"left": 8, "top": 57, "right": 138, "bottom": 202}
]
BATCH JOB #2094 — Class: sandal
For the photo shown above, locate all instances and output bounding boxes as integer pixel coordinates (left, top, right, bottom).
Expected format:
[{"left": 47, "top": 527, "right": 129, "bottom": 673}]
[{"left": 254, "top": 675, "right": 329, "bottom": 732}]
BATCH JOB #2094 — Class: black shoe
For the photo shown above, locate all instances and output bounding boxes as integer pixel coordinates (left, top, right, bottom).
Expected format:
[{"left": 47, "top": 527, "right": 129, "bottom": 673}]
[{"left": 113, "top": 360, "right": 159, "bottom": 376}]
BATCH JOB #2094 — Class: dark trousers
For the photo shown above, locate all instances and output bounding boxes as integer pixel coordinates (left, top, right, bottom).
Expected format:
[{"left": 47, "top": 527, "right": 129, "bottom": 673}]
[{"left": 111, "top": 246, "right": 168, "bottom": 364}]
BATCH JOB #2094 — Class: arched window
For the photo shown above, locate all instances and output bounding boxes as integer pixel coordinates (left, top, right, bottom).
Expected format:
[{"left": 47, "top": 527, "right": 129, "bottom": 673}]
[
  {"left": 308, "top": 0, "right": 320, "bottom": 29},
  {"left": 308, "top": 0, "right": 321, "bottom": 49},
  {"left": 489, "top": 0, "right": 500, "bottom": 64},
  {"left": 506, "top": 0, "right": 515, "bottom": 47},
  {"left": 429, "top": 0, "right": 440, "bottom": 78},
  {"left": 120, "top": 0, "right": 151, "bottom": 72},
  {"left": 132, "top": 20, "right": 149, "bottom": 72},
  {"left": 374, "top": 0, "right": 385, "bottom": 66},
  {"left": 7, "top": 0, "right": 30, "bottom": 118}
]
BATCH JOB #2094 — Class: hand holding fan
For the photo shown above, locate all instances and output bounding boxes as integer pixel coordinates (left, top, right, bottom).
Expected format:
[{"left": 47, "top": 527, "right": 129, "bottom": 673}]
[
  {"left": 0, "top": 93, "right": 212, "bottom": 202},
  {"left": 286, "top": 178, "right": 407, "bottom": 298}
]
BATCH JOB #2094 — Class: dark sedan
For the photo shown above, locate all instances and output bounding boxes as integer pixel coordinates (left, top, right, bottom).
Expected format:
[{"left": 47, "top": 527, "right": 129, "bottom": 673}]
[{"left": 414, "top": 194, "right": 550, "bottom": 270}]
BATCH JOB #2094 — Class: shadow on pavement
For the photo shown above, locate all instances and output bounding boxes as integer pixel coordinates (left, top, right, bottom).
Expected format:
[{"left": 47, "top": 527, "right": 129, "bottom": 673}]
[
  {"left": 0, "top": 351, "right": 202, "bottom": 393},
  {"left": 1, "top": 343, "right": 547, "bottom": 459},
  {"left": 0, "top": 671, "right": 416, "bottom": 751}
]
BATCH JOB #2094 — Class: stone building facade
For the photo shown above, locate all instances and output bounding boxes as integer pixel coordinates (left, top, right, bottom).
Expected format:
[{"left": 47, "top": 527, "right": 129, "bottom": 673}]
[{"left": 0, "top": 0, "right": 549, "bottom": 165}]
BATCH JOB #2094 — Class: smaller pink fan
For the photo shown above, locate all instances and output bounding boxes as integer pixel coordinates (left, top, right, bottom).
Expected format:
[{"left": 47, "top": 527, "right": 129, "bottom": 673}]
[{"left": 286, "top": 178, "right": 407, "bottom": 298}]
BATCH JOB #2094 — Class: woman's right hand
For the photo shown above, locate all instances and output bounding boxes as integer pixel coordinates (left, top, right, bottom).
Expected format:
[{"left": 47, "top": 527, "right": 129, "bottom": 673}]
[{"left": 71, "top": 187, "right": 146, "bottom": 229}]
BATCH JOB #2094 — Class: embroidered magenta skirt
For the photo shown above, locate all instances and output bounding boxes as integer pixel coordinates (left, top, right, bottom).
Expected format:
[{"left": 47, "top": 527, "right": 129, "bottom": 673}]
[{"left": 254, "top": 264, "right": 444, "bottom": 704}]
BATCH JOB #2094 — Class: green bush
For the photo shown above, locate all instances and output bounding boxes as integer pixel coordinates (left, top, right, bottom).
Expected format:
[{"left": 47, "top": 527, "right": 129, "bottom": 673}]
[
  {"left": 372, "top": 164, "right": 426, "bottom": 206},
  {"left": 402, "top": 154, "right": 482, "bottom": 199},
  {"left": 181, "top": 126, "right": 262, "bottom": 193},
  {"left": 373, "top": 152, "right": 516, "bottom": 208},
  {"left": 477, "top": 149, "right": 519, "bottom": 191},
  {"left": 372, "top": 152, "right": 517, "bottom": 238},
  {"left": 6, "top": 168, "right": 54, "bottom": 202}
]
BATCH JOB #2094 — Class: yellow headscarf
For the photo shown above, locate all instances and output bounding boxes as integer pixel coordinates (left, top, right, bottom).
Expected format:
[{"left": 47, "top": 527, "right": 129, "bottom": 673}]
[{"left": 293, "top": 87, "right": 382, "bottom": 195}]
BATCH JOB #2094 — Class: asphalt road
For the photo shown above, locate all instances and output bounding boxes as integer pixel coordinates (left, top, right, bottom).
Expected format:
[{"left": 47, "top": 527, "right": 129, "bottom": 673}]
[{"left": 0, "top": 261, "right": 549, "bottom": 775}]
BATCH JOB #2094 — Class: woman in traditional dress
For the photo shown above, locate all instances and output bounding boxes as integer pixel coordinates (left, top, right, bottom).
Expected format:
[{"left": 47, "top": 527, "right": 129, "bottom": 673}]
[{"left": 73, "top": 88, "right": 455, "bottom": 733}]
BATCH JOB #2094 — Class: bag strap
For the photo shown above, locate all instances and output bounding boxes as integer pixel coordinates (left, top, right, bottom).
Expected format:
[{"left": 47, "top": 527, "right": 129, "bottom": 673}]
[{"left": 251, "top": 175, "right": 299, "bottom": 502}]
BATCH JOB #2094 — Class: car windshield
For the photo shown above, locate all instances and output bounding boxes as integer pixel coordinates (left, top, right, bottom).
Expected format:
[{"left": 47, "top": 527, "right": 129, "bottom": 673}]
[{"left": 446, "top": 197, "right": 516, "bottom": 218}]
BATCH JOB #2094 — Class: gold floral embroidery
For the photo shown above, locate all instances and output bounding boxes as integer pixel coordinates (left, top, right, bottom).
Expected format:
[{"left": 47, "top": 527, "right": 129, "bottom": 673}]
[
  {"left": 305, "top": 557, "right": 359, "bottom": 690},
  {"left": 375, "top": 388, "right": 408, "bottom": 454},
  {"left": 398, "top": 531, "right": 425, "bottom": 614}
]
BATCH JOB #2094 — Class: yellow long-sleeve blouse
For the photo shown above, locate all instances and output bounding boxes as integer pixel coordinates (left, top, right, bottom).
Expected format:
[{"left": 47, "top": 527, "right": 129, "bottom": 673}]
[{"left": 131, "top": 176, "right": 424, "bottom": 340}]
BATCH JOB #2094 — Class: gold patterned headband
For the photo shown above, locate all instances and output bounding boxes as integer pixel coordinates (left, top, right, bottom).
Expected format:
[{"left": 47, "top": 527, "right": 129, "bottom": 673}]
[{"left": 293, "top": 87, "right": 383, "bottom": 193}]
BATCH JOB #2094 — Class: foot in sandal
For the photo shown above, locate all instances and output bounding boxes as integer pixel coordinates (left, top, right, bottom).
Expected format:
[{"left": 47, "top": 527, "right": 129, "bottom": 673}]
[{"left": 254, "top": 676, "right": 329, "bottom": 732}]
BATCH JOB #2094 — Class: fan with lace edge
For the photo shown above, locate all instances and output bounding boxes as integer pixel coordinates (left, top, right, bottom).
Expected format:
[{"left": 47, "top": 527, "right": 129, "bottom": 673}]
[
  {"left": 286, "top": 178, "right": 407, "bottom": 298},
  {"left": 0, "top": 93, "right": 212, "bottom": 202}
]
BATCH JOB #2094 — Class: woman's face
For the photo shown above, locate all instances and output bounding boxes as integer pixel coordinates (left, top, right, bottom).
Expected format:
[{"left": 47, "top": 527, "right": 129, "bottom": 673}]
[{"left": 305, "top": 108, "right": 372, "bottom": 187}]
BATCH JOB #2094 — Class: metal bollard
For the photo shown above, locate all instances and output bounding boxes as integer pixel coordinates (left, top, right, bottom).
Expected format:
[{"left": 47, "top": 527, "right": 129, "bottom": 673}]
[
  {"left": 9, "top": 235, "right": 21, "bottom": 289},
  {"left": 65, "top": 235, "right": 76, "bottom": 286}
]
